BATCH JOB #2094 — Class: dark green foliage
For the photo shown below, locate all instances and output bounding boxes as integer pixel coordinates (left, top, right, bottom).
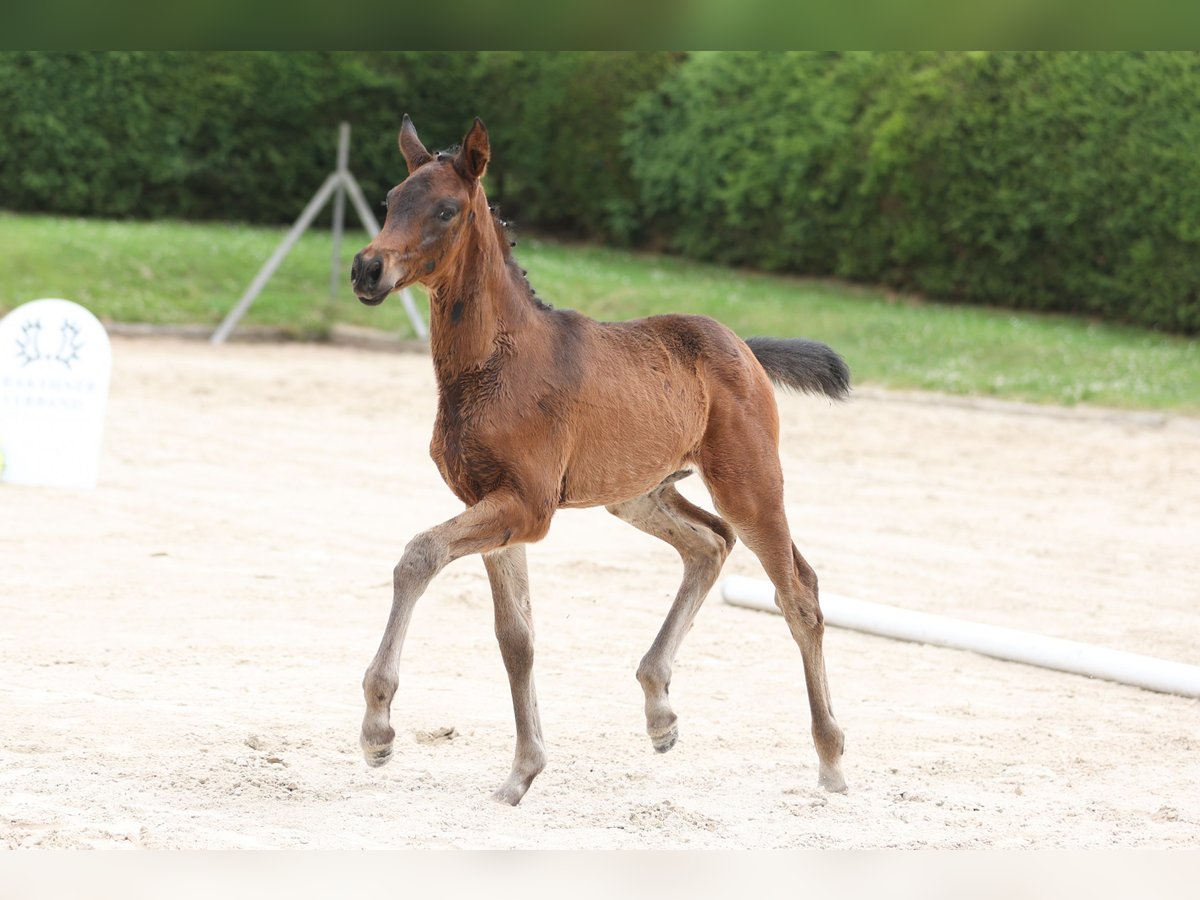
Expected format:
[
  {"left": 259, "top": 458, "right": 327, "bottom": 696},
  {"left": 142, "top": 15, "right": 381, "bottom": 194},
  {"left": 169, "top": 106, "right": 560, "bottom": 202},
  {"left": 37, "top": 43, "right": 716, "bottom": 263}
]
[
  {"left": 477, "top": 51, "right": 681, "bottom": 244},
  {"left": 627, "top": 51, "right": 879, "bottom": 270},
  {"left": 0, "top": 51, "right": 486, "bottom": 226},
  {"left": 626, "top": 51, "right": 1200, "bottom": 333},
  {"left": 3, "top": 51, "right": 1200, "bottom": 332},
  {"left": 0, "top": 50, "right": 676, "bottom": 246}
]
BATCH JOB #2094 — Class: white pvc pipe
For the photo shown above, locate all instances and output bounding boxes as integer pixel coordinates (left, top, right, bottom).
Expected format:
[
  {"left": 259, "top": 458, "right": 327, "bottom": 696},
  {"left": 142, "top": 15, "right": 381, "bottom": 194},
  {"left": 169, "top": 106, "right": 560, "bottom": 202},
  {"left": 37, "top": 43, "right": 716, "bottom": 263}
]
[{"left": 721, "top": 575, "right": 1200, "bottom": 699}]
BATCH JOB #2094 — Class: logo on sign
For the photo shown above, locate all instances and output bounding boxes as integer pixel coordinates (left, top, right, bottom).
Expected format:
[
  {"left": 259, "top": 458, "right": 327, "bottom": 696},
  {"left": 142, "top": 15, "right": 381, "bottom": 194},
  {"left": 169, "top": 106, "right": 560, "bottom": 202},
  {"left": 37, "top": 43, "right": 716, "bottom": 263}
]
[{"left": 16, "top": 319, "right": 86, "bottom": 369}]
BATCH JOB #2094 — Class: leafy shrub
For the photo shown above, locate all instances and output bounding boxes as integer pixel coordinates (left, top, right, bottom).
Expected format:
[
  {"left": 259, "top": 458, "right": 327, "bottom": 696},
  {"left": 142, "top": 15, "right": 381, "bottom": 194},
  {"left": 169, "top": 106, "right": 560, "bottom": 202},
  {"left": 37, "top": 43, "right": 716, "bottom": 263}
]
[
  {"left": 0, "top": 51, "right": 486, "bottom": 225},
  {"left": 0, "top": 50, "right": 677, "bottom": 246},
  {"left": 470, "top": 51, "right": 680, "bottom": 244},
  {"left": 4, "top": 51, "right": 1199, "bottom": 332},
  {"left": 627, "top": 51, "right": 1200, "bottom": 332}
]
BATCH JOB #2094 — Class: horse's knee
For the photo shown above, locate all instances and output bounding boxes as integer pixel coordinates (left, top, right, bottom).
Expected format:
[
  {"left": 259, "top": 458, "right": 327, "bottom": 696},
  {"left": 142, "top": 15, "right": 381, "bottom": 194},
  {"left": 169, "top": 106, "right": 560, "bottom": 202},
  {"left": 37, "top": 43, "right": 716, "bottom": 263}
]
[
  {"left": 395, "top": 531, "right": 445, "bottom": 585},
  {"left": 686, "top": 503, "right": 737, "bottom": 558},
  {"left": 706, "top": 526, "right": 735, "bottom": 568},
  {"left": 676, "top": 523, "right": 731, "bottom": 587},
  {"left": 712, "top": 519, "right": 737, "bottom": 557}
]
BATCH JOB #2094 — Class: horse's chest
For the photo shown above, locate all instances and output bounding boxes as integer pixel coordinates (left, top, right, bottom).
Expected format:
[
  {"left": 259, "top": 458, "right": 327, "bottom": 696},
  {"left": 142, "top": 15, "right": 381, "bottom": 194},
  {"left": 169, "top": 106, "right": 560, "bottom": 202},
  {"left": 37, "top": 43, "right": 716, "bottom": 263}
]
[{"left": 430, "top": 401, "right": 507, "bottom": 505}]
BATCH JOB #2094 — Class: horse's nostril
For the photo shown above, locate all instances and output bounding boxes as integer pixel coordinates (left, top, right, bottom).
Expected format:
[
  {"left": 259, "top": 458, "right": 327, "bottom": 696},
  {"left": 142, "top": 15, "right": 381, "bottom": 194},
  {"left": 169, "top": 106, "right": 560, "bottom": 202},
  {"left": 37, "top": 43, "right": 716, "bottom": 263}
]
[{"left": 352, "top": 254, "right": 385, "bottom": 293}]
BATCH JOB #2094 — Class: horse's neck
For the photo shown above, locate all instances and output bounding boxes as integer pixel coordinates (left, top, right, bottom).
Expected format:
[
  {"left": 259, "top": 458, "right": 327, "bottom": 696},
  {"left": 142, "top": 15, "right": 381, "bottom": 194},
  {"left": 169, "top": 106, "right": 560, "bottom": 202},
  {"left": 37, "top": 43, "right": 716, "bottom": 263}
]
[{"left": 429, "top": 248, "right": 530, "bottom": 387}]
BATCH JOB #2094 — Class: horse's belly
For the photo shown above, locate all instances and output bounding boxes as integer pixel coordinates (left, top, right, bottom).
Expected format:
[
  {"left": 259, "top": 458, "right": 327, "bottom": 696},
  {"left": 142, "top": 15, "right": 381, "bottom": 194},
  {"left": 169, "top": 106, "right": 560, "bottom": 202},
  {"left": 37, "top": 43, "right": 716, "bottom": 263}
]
[
  {"left": 558, "top": 427, "right": 701, "bottom": 508},
  {"left": 558, "top": 364, "right": 709, "bottom": 507}
]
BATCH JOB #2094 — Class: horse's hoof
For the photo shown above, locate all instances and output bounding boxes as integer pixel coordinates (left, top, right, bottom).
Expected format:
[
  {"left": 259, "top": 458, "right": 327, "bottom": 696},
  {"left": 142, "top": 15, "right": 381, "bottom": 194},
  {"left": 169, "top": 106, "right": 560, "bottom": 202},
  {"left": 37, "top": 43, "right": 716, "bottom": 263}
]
[
  {"left": 361, "top": 718, "right": 395, "bottom": 768},
  {"left": 818, "top": 761, "right": 848, "bottom": 793},
  {"left": 361, "top": 738, "right": 394, "bottom": 768},
  {"left": 364, "top": 746, "right": 393, "bottom": 768},
  {"left": 491, "top": 784, "right": 526, "bottom": 806},
  {"left": 651, "top": 724, "right": 678, "bottom": 754}
]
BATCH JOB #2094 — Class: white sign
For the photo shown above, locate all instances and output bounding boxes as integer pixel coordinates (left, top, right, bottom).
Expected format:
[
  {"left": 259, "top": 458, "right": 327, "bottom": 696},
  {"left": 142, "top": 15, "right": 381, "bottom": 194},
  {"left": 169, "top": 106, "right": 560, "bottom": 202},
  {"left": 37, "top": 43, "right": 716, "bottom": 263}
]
[{"left": 0, "top": 299, "right": 112, "bottom": 489}]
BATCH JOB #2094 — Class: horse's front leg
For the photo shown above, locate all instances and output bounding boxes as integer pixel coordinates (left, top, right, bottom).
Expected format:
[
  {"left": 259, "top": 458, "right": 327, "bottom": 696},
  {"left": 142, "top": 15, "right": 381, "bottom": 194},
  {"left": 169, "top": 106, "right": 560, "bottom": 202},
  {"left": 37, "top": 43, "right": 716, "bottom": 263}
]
[
  {"left": 360, "top": 492, "right": 547, "bottom": 770},
  {"left": 483, "top": 545, "right": 545, "bottom": 805}
]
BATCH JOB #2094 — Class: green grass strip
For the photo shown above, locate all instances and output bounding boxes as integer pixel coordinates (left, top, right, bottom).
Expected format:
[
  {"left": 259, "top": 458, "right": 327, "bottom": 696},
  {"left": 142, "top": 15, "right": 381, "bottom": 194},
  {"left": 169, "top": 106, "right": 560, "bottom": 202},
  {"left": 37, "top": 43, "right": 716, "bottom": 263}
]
[{"left": 2, "top": 212, "right": 1196, "bottom": 412}]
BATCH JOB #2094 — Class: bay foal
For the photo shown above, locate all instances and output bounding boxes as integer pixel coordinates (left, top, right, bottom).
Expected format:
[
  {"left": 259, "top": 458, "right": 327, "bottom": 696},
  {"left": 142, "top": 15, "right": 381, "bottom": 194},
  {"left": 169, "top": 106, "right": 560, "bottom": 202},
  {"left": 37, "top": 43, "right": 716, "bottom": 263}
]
[{"left": 351, "top": 116, "right": 851, "bottom": 805}]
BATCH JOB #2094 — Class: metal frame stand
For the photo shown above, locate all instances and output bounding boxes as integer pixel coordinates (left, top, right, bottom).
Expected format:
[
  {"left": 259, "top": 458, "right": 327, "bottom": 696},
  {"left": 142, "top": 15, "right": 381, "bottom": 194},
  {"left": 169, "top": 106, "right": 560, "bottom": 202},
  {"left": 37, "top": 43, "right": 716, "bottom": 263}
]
[{"left": 211, "top": 122, "right": 427, "bottom": 344}]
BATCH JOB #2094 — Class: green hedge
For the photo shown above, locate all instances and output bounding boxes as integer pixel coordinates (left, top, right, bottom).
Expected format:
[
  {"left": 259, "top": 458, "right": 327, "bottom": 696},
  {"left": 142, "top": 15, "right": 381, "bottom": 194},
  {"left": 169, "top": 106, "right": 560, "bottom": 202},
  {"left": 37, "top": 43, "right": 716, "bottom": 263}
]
[
  {"left": 3, "top": 51, "right": 1199, "bottom": 332},
  {"left": 0, "top": 51, "right": 487, "bottom": 226},
  {"left": 477, "top": 51, "right": 681, "bottom": 244},
  {"left": 626, "top": 51, "right": 1200, "bottom": 333},
  {"left": 0, "top": 50, "right": 676, "bottom": 243}
]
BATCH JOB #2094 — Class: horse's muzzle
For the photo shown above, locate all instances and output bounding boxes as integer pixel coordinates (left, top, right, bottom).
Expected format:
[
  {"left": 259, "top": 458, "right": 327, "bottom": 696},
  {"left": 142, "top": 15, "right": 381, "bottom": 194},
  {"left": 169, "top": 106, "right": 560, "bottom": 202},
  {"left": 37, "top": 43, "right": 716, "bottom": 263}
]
[{"left": 351, "top": 251, "right": 389, "bottom": 304}]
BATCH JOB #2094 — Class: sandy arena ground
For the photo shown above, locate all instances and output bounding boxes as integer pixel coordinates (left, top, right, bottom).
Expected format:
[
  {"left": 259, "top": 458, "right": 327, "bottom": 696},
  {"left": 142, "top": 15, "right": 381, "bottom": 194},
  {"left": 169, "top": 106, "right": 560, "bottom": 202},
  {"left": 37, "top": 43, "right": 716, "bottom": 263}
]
[{"left": 2, "top": 335, "right": 1198, "bottom": 848}]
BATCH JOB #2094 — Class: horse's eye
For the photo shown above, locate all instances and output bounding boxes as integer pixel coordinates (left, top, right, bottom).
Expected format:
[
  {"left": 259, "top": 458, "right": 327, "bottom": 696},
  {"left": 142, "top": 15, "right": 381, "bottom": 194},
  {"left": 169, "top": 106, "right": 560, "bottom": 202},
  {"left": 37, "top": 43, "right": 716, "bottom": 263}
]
[{"left": 438, "top": 208, "right": 455, "bottom": 222}]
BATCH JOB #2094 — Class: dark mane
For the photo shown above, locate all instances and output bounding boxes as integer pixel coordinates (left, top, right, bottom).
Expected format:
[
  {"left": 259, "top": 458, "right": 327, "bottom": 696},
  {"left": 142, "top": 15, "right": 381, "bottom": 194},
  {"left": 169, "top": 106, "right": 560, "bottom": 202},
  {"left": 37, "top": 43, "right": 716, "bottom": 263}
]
[
  {"left": 489, "top": 202, "right": 552, "bottom": 312},
  {"left": 423, "top": 145, "right": 551, "bottom": 313}
]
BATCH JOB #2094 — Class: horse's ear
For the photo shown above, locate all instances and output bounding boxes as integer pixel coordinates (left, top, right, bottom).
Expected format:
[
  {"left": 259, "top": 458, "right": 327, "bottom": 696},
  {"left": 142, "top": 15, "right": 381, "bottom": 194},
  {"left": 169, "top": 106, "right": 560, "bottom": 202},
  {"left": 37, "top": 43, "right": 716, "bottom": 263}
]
[
  {"left": 398, "top": 114, "right": 432, "bottom": 174},
  {"left": 456, "top": 117, "right": 490, "bottom": 181}
]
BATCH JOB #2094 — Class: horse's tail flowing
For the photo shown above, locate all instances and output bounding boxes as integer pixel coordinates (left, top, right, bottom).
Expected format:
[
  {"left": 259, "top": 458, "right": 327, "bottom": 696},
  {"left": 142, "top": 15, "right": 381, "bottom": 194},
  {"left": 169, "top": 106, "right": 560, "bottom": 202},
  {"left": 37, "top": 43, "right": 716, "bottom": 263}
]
[{"left": 745, "top": 337, "right": 851, "bottom": 401}]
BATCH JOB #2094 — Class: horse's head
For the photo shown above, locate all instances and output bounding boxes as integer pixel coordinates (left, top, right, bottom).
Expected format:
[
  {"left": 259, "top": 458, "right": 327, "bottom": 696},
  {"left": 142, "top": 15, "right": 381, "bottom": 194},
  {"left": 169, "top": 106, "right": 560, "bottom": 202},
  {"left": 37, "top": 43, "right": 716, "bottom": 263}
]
[{"left": 351, "top": 115, "right": 491, "bottom": 305}]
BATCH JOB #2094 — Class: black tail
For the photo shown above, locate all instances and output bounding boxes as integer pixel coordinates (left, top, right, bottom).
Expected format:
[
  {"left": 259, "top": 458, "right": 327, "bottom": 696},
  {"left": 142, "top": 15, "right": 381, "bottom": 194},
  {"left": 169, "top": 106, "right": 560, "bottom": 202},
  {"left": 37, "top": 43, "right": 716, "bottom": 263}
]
[{"left": 745, "top": 337, "right": 851, "bottom": 401}]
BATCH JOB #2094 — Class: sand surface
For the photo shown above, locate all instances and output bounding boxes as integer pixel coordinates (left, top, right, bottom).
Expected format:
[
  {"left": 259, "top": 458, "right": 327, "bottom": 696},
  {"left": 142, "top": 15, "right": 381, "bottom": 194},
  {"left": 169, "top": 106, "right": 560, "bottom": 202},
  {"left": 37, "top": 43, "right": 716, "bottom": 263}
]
[{"left": 3, "top": 336, "right": 1198, "bottom": 848}]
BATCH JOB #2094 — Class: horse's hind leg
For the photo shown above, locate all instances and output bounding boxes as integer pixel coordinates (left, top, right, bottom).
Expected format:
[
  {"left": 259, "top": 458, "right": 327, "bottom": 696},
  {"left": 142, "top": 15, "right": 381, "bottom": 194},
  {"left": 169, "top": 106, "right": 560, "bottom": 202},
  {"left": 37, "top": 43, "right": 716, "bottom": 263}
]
[
  {"left": 774, "top": 541, "right": 846, "bottom": 792},
  {"left": 607, "top": 477, "right": 735, "bottom": 753},
  {"left": 483, "top": 545, "right": 546, "bottom": 806},
  {"left": 702, "top": 453, "right": 847, "bottom": 792}
]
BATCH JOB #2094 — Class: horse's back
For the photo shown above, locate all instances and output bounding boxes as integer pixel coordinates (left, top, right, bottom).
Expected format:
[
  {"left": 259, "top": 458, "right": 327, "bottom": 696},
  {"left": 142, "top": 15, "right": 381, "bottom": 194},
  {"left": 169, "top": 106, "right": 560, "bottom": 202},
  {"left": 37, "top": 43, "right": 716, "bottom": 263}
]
[
  {"left": 597, "top": 312, "right": 747, "bottom": 365},
  {"left": 550, "top": 310, "right": 774, "bottom": 508}
]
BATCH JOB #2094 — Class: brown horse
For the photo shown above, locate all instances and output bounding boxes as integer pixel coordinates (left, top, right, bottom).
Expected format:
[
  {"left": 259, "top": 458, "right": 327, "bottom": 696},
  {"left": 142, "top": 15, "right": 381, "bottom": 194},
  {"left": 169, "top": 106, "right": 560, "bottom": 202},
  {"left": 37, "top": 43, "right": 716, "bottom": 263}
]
[{"left": 350, "top": 115, "right": 850, "bottom": 805}]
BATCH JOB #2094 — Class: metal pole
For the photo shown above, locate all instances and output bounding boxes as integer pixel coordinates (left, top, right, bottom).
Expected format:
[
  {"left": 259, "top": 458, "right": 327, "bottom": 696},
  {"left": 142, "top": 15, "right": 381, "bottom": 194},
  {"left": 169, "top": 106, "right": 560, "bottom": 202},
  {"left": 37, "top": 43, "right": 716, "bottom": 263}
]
[
  {"left": 213, "top": 122, "right": 429, "bottom": 344},
  {"left": 341, "top": 170, "right": 381, "bottom": 234},
  {"left": 211, "top": 172, "right": 341, "bottom": 344},
  {"left": 396, "top": 287, "right": 428, "bottom": 341},
  {"left": 329, "top": 123, "right": 350, "bottom": 303}
]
